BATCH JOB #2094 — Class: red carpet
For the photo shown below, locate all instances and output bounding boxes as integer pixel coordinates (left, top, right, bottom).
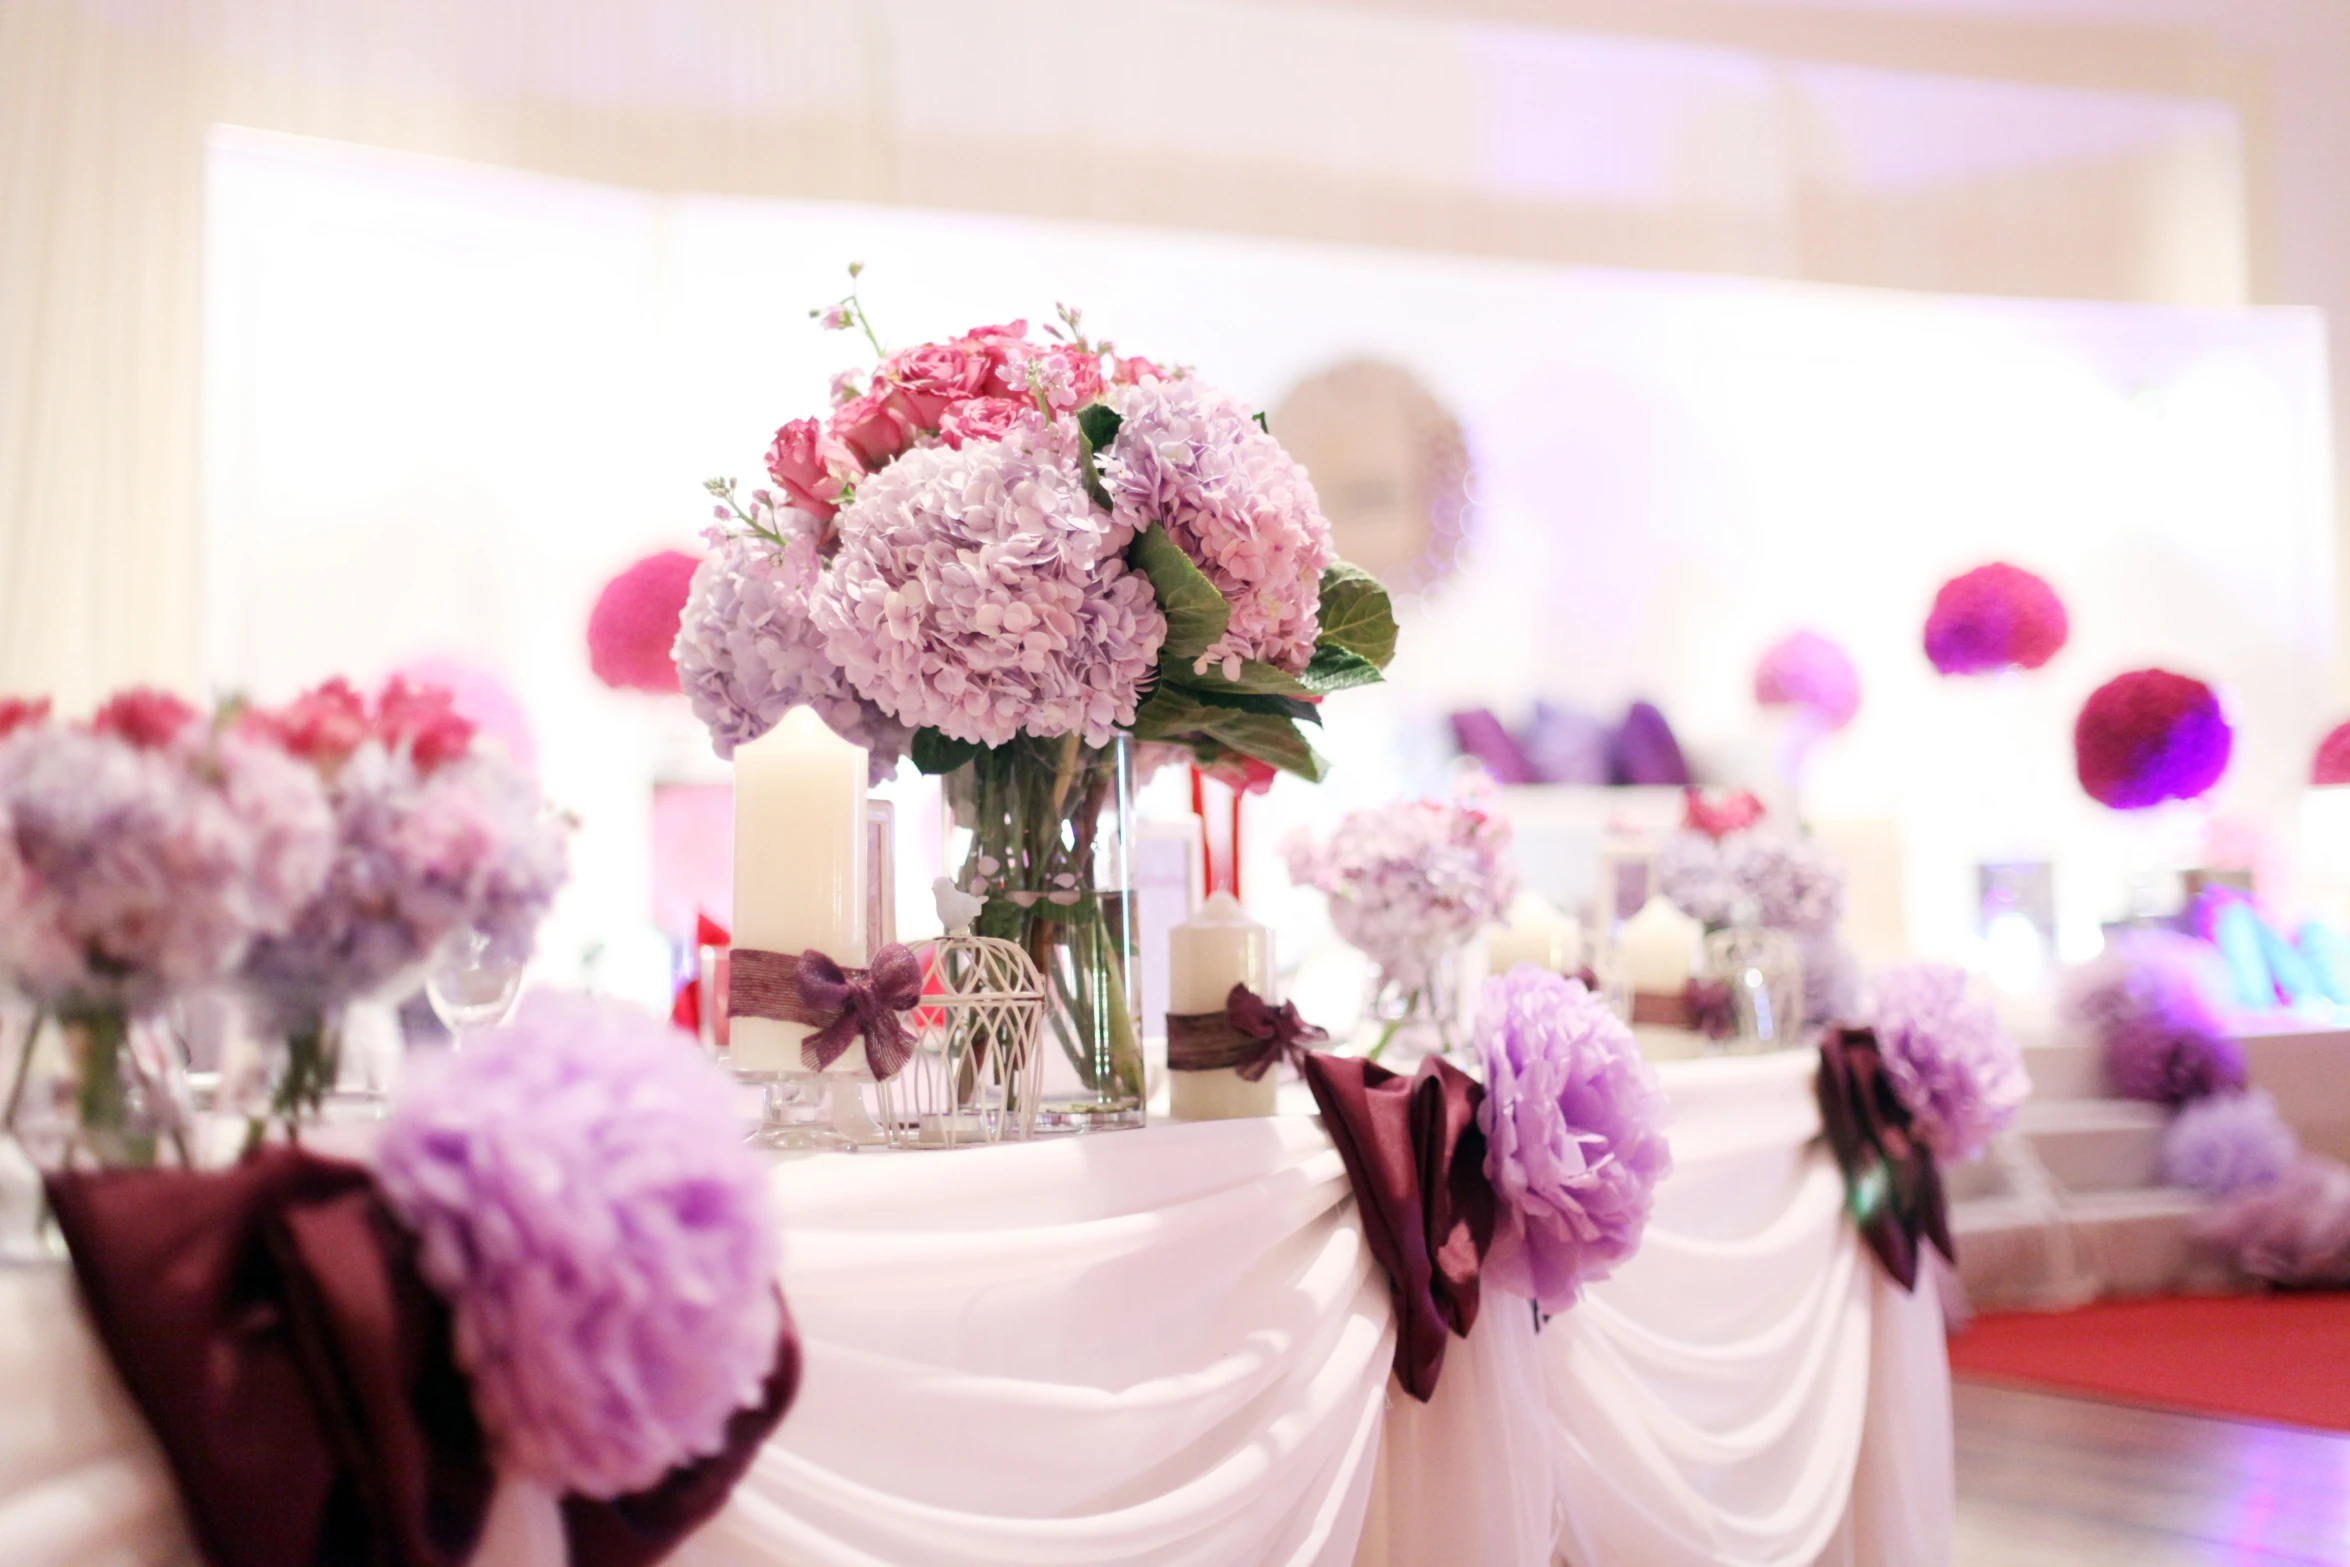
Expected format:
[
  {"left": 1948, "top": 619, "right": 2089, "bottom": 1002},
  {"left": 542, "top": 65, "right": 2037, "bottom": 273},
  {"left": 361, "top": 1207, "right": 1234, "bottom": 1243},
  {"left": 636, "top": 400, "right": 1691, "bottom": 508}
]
[{"left": 1948, "top": 1292, "right": 2350, "bottom": 1432}]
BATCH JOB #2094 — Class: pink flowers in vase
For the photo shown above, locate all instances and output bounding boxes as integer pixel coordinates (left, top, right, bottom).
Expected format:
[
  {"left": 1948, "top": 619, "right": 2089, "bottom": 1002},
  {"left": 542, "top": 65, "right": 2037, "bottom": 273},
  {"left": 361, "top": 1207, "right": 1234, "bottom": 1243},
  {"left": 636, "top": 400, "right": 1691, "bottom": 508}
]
[{"left": 675, "top": 273, "right": 1398, "bottom": 786}]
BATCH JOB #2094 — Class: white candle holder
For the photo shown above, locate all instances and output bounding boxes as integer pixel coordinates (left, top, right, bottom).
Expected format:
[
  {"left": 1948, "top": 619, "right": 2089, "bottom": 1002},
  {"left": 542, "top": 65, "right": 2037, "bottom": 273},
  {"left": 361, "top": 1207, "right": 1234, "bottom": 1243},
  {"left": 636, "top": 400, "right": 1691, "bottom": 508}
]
[{"left": 873, "top": 933, "right": 1046, "bottom": 1149}]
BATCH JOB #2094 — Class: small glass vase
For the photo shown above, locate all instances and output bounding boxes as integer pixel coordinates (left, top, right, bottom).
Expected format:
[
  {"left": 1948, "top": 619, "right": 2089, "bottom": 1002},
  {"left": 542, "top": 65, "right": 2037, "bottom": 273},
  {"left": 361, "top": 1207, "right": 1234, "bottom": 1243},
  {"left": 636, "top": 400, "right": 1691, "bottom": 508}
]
[
  {"left": 943, "top": 734, "right": 1143, "bottom": 1129},
  {"left": 1365, "top": 948, "right": 1465, "bottom": 1064},
  {"left": 1700, "top": 925, "right": 1806, "bottom": 1053},
  {"left": 3, "top": 1004, "right": 194, "bottom": 1170}
]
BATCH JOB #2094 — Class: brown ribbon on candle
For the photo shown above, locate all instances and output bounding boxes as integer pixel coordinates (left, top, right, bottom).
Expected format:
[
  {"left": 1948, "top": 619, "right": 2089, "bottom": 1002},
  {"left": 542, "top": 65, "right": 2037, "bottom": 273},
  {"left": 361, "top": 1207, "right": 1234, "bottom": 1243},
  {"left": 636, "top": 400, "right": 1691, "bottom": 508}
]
[
  {"left": 1166, "top": 984, "right": 1329, "bottom": 1081},
  {"left": 1630, "top": 979, "right": 1736, "bottom": 1040},
  {"left": 727, "top": 945, "right": 924, "bottom": 1079}
]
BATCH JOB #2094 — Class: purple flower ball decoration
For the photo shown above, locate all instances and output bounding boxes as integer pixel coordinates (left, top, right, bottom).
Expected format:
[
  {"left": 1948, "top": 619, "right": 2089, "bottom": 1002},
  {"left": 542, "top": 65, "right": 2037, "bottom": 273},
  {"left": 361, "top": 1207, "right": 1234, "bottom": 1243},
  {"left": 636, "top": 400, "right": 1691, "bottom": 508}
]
[
  {"left": 1475, "top": 968, "right": 1673, "bottom": 1312},
  {"left": 1865, "top": 963, "right": 2030, "bottom": 1164},
  {"left": 2064, "top": 930, "right": 2246, "bottom": 1106},
  {"left": 674, "top": 512, "right": 909, "bottom": 782},
  {"left": 2194, "top": 1155, "right": 2350, "bottom": 1288},
  {"left": 2162, "top": 1089, "right": 2296, "bottom": 1198},
  {"left": 1923, "top": 562, "right": 2069, "bottom": 676},
  {"left": 376, "top": 991, "right": 781, "bottom": 1499},
  {"left": 1754, "top": 630, "right": 1860, "bottom": 731},
  {"left": 2074, "top": 669, "right": 2232, "bottom": 810},
  {"left": 813, "top": 414, "right": 1167, "bottom": 749}
]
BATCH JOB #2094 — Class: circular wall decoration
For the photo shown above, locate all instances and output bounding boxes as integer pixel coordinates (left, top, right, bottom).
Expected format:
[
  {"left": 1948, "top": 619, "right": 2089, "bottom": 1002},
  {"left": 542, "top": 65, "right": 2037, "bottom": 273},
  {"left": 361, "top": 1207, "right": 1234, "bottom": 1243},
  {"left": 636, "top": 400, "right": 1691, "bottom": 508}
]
[{"left": 1270, "top": 360, "right": 1472, "bottom": 596}]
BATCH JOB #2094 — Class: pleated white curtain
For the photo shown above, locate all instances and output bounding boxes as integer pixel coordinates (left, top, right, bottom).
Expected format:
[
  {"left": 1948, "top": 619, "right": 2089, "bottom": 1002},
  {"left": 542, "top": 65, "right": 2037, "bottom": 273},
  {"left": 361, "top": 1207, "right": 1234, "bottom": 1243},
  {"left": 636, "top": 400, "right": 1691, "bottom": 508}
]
[{"left": 0, "top": 0, "right": 2253, "bottom": 714}]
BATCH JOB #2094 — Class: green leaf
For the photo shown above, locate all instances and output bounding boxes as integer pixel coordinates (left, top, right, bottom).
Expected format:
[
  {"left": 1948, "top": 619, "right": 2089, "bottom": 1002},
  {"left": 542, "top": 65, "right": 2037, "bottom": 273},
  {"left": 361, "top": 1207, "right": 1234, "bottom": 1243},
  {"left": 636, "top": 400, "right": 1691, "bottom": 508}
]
[
  {"left": 1314, "top": 561, "right": 1398, "bottom": 669},
  {"left": 1129, "top": 525, "right": 1230, "bottom": 666},
  {"left": 1129, "top": 685, "right": 1221, "bottom": 743},
  {"left": 1077, "top": 404, "right": 1124, "bottom": 511},
  {"left": 1077, "top": 404, "right": 1124, "bottom": 451},
  {"left": 1252, "top": 411, "right": 1269, "bottom": 434},
  {"left": 910, "top": 728, "right": 984, "bottom": 775},
  {"left": 1197, "top": 710, "right": 1326, "bottom": 782},
  {"left": 1182, "top": 686, "right": 1322, "bottom": 725},
  {"left": 1169, "top": 658, "right": 1309, "bottom": 697},
  {"left": 1298, "top": 643, "right": 1384, "bottom": 695}
]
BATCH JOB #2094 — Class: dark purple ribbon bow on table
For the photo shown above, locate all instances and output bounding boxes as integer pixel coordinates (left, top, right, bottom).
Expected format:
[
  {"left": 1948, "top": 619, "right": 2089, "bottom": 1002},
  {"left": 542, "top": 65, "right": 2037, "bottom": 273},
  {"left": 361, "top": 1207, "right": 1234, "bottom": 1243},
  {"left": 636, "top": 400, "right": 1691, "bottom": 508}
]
[
  {"left": 729, "top": 942, "right": 925, "bottom": 1079},
  {"left": 1816, "top": 1025, "right": 1953, "bottom": 1293},
  {"left": 1167, "top": 984, "right": 1330, "bottom": 1081}
]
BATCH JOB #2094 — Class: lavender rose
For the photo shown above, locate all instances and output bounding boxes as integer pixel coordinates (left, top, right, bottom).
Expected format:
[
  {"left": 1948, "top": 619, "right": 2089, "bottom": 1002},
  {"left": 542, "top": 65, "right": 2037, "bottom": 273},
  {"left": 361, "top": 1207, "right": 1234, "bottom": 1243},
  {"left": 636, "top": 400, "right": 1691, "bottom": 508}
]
[{"left": 1475, "top": 968, "right": 1673, "bottom": 1312}]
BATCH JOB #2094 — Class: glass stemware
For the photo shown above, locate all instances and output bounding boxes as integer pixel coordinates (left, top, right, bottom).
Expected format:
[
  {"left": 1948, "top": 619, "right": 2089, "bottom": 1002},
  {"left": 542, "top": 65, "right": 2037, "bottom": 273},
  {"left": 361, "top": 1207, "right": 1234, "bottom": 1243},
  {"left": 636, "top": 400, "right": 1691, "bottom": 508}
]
[{"left": 425, "top": 930, "right": 525, "bottom": 1043}]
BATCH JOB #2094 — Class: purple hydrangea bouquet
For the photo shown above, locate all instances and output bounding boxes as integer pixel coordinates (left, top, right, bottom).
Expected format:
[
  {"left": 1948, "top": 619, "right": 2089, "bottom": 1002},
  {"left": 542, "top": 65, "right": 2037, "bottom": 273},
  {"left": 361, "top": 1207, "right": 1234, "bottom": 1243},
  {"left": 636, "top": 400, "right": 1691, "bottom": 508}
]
[
  {"left": 677, "top": 273, "right": 1398, "bottom": 1108},
  {"left": 235, "top": 675, "right": 571, "bottom": 1138},
  {"left": 1284, "top": 777, "right": 1517, "bottom": 1059},
  {"left": 0, "top": 690, "right": 335, "bottom": 1165}
]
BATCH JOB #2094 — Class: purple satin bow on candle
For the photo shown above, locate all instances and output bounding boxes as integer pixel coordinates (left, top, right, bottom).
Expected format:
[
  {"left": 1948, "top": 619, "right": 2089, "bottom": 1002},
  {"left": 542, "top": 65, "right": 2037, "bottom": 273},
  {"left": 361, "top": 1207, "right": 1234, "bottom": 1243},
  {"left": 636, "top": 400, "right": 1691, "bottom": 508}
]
[
  {"left": 1684, "top": 978, "right": 1737, "bottom": 1042},
  {"left": 798, "top": 944, "right": 924, "bottom": 1078},
  {"left": 1223, "top": 984, "right": 1331, "bottom": 1082}
]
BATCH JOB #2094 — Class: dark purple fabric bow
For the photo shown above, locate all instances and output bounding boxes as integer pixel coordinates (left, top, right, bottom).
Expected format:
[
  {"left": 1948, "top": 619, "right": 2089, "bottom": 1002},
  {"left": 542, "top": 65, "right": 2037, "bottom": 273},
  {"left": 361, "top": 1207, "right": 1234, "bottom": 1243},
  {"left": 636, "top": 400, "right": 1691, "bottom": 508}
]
[
  {"left": 1684, "top": 978, "right": 1736, "bottom": 1042},
  {"left": 798, "top": 943, "right": 924, "bottom": 1078},
  {"left": 1816, "top": 1026, "right": 1953, "bottom": 1292},
  {"left": 1224, "top": 984, "right": 1330, "bottom": 1081}
]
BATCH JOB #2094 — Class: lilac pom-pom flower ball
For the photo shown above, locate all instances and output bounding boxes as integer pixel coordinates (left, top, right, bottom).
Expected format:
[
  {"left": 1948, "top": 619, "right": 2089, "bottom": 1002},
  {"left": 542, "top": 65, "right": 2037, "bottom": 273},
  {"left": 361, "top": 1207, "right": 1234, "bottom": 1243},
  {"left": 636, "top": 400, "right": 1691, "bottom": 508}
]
[
  {"left": 1753, "top": 630, "right": 1860, "bottom": 732},
  {"left": 376, "top": 991, "right": 783, "bottom": 1498},
  {"left": 1863, "top": 962, "right": 2030, "bottom": 1164},
  {"left": 1474, "top": 967, "right": 1673, "bottom": 1313}
]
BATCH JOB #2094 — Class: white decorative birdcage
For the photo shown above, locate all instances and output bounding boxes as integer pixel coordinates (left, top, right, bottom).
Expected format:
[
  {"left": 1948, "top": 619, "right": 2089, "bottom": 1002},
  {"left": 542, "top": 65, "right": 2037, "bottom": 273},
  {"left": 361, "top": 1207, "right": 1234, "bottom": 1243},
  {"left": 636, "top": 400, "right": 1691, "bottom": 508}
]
[{"left": 873, "top": 932, "right": 1047, "bottom": 1148}]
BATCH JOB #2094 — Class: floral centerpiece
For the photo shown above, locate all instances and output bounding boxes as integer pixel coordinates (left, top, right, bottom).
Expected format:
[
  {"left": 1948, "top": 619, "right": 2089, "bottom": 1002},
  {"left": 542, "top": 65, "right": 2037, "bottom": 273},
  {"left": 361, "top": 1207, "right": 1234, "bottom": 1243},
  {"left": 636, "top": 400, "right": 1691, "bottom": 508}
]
[
  {"left": 0, "top": 690, "right": 334, "bottom": 1164},
  {"left": 1655, "top": 792, "right": 1852, "bottom": 1031},
  {"left": 236, "top": 676, "right": 571, "bottom": 1138},
  {"left": 1283, "top": 776, "right": 1516, "bottom": 1059},
  {"left": 677, "top": 271, "right": 1397, "bottom": 1111}
]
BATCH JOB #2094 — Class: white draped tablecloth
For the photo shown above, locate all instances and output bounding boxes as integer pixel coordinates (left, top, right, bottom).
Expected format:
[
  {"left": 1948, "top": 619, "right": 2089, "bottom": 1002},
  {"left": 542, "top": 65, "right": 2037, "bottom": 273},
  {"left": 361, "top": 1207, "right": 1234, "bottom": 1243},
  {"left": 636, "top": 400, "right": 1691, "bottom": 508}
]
[{"left": 0, "top": 1050, "right": 1952, "bottom": 1567}]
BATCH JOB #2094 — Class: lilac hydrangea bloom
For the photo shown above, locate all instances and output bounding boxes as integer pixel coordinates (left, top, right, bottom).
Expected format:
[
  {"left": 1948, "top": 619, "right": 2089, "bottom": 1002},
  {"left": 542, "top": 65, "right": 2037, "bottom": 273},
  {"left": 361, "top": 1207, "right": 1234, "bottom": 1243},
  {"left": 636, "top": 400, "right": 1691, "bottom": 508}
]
[
  {"left": 1103, "top": 375, "right": 1334, "bottom": 680},
  {"left": 376, "top": 990, "right": 781, "bottom": 1499},
  {"left": 674, "top": 510, "right": 908, "bottom": 781},
  {"left": 240, "top": 744, "right": 568, "bottom": 1021},
  {"left": 814, "top": 415, "right": 1167, "bottom": 748},
  {"left": 2161, "top": 1089, "right": 2296, "bottom": 1197},
  {"left": 1865, "top": 963, "right": 2030, "bottom": 1164},
  {"left": 0, "top": 724, "right": 332, "bottom": 1010},
  {"left": 1657, "top": 826, "right": 1844, "bottom": 935},
  {"left": 1284, "top": 781, "right": 1517, "bottom": 993},
  {"left": 2064, "top": 930, "right": 2245, "bottom": 1105},
  {"left": 1475, "top": 968, "right": 1673, "bottom": 1311}
]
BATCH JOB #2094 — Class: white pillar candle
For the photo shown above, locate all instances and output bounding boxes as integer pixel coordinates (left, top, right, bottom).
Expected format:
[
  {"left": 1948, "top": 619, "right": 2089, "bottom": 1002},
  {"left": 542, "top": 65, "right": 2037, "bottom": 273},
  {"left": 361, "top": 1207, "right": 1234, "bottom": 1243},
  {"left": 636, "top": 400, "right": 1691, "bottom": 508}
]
[
  {"left": 1168, "top": 891, "right": 1276, "bottom": 1121},
  {"left": 1617, "top": 895, "right": 1701, "bottom": 994},
  {"left": 1485, "top": 891, "right": 1581, "bottom": 976},
  {"left": 731, "top": 707, "right": 868, "bottom": 1075}
]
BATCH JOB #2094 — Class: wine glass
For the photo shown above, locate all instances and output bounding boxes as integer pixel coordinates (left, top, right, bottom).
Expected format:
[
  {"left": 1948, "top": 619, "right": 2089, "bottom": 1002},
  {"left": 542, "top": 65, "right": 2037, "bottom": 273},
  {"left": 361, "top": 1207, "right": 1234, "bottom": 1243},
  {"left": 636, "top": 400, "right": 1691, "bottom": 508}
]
[{"left": 425, "top": 930, "right": 525, "bottom": 1044}]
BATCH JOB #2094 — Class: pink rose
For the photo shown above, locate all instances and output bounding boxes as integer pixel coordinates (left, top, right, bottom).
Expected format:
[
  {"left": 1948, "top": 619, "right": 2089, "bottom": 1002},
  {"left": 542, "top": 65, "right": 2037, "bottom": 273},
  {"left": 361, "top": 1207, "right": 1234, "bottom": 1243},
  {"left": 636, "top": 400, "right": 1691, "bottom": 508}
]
[
  {"left": 936, "top": 398, "right": 1030, "bottom": 450},
  {"left": 88, "top": 688, "right": 200, "bottom": 749},
  {"left": 0, "top": 696, "right": 51, "bottom": 739},
  {"left": 829, "top": 390, "right": 915, "bottom": 470},
  {"left": 881, "top": 340, "right": 993, "bottom": 427},
  {"left": 764, "top": 417, "right": 845, "bottom": 518},
  {"left": 375, "top": 677, "right": 477, "bottom": 776},
  {"left": 1111, "top": 354, "right": 1171, "bottom": 386},
  {"left": 952, "top": 321, "right": 1035, "bottom": 400},
  {"left": 245, "top": 677, "right": 372, "bottom": 770}
]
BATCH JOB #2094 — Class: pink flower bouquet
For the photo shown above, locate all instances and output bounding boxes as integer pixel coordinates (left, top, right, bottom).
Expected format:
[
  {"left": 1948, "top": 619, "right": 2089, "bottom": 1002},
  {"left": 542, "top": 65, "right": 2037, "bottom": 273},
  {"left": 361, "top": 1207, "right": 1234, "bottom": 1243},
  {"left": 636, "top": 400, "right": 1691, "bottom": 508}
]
[{"left": 676, "top": 275, "right": 1398, "bottom": 1106}]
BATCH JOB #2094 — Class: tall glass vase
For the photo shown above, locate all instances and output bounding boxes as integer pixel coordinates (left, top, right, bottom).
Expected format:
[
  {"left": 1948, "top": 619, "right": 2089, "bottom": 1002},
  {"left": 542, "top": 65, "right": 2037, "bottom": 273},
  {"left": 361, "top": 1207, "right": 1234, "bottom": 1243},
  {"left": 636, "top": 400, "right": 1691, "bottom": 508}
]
[
  {"left": 943, "top": 734, "right": 1142, "bottom": 1128},
  {"left": 1364, "top": 947, "right": 1465, "bottom": 1064},
  {"left": 2, "top": 1004, "right": 193, "bottom": 1170}
]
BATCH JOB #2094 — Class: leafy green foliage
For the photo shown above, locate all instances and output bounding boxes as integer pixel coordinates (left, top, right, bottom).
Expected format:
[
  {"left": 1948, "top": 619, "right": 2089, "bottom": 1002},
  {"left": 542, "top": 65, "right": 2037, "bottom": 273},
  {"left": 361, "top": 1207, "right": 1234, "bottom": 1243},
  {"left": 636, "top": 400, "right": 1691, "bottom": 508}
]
[
  {"left": 1128, "top": 525, "right": 1230, "bottom": 665},
  {"left": 910, "top": 728, "right": 984, "bottom": 776},
  {"left": 1298, "top": 643, "right": 1384, "bottom": 694},
  {"left": 1314, "top": 561, "right": 1398, "bottom": 668},
  {"left": 1077, "top": 404, "right": 1124, "bottom": 510}
]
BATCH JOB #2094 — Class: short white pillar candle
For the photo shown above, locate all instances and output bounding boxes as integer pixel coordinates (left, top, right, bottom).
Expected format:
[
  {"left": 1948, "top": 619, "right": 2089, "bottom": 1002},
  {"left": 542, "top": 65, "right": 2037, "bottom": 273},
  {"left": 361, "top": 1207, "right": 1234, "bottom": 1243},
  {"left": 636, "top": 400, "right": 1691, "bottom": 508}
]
[{"left": 1168, "top": 891, "right": 1276, "bottom": 1120}]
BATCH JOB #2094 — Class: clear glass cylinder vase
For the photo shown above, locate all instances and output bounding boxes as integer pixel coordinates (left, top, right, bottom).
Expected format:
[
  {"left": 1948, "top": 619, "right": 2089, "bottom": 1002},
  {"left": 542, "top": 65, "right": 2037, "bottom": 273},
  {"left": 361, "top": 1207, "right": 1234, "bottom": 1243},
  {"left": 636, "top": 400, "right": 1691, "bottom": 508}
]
[
  {"left": 1364, "top": 947, "right": 1466, "bottom": 1064},
  {"left": 4, "top": 1005, "right": 194, "bottom": 1169},
  {"left": 942, "top": 734, "right": 1142, "bottom": 1128}
]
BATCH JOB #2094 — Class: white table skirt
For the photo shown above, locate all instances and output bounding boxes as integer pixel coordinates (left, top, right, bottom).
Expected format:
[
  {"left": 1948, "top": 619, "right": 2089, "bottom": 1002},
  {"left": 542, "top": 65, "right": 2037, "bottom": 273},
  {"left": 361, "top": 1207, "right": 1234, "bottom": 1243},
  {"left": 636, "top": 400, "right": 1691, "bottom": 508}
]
[{"left": 0, "top": 1050, "right": 1952, "bottom": 1567}]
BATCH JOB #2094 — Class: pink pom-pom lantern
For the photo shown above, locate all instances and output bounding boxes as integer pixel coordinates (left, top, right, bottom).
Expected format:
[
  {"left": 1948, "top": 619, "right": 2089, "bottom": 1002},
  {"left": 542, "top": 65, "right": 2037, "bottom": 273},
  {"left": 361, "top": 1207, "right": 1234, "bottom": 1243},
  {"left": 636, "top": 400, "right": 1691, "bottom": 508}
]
[
  {"left": 1753, "top": 630, "right": 1859, "bottom": 731},
  {"left": 587, "top": 550, "right": 700, "bottom": 693},
  {"left": 1922, "top": 562, "right": 2069, "bottom": 676},
  {"left": 2074, "top": 668, "right": 2232, "bottom": 810},
  {"left": 2314, "top": 721, "right": 2350, "bottom": 786}
]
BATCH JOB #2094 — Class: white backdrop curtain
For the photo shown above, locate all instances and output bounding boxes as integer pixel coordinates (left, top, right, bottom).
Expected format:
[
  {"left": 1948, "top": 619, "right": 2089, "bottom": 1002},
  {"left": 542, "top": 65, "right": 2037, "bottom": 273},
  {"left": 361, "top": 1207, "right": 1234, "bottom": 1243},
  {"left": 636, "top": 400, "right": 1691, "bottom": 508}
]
[{"left": 0, "top": 0, "right": 2262, "bottom": 714}]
